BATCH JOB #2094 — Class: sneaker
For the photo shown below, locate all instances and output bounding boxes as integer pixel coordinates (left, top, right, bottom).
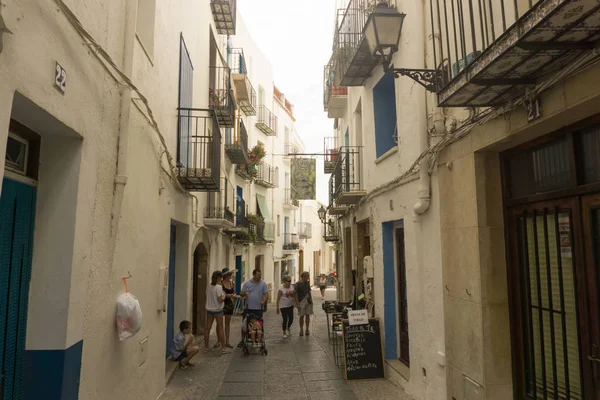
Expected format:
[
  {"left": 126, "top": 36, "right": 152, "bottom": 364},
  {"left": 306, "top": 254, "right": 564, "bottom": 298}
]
[
  {"left": 282, "top": 332, "right": 288, "bottom": 338},
  {"left": 305, "top": 330, "right": 310, "bottom": 336},
  {"left": 299, "top": 331, "right": 304, "bottom": 337},
  {"left": 287, "top": 329, "right": 291, "bottom": 336},
  {"left": 221, "top": 349, "right": 231, "bottom": 355}
]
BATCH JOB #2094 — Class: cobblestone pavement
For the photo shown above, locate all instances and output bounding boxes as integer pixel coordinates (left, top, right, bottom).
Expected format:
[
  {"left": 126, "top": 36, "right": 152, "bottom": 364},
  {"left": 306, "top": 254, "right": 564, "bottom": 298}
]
[{"left": 159, "top": 289, "right": 412, "bottom": 400}]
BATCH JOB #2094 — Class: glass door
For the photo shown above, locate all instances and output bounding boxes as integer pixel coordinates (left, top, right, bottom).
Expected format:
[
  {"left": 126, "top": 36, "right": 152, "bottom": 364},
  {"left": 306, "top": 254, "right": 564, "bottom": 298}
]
[{"left": 581, "top": 194, "right": 600, "bottom": 400}]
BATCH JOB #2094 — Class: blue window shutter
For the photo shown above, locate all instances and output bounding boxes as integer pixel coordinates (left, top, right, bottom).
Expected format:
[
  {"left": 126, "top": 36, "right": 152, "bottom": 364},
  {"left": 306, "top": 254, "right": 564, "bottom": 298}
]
[{"left": 373, "top": 74, "right": 397, "bottom": 158}]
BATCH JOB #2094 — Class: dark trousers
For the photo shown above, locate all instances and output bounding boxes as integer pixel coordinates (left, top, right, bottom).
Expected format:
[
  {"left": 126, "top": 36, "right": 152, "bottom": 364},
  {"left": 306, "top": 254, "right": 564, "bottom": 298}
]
[{"left": 281, "top": 306, "right": 294, "bottom": 331}]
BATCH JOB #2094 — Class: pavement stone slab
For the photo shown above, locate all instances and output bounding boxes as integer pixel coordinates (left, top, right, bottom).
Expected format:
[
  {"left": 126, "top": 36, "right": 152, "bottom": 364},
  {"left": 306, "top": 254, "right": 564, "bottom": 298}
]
[
  {"left": 302, "top": 371, "right": 344, "bottom": 382},
  {"left": 222, "top": 372, "right": 264, "bottom": 383},
  {"left": 218, "top": 382, "right": 263, "bottom": 397}
]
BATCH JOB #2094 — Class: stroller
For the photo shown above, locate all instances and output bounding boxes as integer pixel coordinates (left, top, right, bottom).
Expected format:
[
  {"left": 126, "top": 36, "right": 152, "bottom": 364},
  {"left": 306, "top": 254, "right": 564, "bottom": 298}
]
[{"left": 241, "top": 313, "right": 268, "bottom": 356}]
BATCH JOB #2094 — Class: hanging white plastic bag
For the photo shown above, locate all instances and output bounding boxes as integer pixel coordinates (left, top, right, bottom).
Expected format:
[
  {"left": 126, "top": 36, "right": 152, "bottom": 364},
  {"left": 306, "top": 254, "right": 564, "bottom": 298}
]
[{"left": 116, "top": 292, "right": 142, "bottom": 341}]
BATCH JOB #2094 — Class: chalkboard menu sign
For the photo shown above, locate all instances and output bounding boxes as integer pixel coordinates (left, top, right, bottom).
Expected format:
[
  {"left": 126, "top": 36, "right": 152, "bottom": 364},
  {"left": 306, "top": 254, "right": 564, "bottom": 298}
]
[{"left": 342, "top": 318, "right": 385, "bottom": 381}]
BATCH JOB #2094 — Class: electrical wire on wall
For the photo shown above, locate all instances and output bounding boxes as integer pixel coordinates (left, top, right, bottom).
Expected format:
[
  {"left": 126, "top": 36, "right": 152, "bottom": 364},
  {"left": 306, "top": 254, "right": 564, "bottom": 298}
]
[{"left": 52, "top": 0, "right": 202, "bottom": 211}]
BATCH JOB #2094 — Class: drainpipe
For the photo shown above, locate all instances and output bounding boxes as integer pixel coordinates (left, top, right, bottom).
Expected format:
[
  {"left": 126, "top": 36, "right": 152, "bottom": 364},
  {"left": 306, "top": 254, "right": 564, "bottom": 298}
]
[
  {"left": 110, "top": 0, "right": 135, "bottom": 244},
  {"left": 413, "top": 0, "right": 437, "bottom": 217}
]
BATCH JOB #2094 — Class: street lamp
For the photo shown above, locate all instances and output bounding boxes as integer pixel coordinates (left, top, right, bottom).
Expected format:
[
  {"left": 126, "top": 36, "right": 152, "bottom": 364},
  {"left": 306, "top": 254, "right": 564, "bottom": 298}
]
[
  {"left": 363, "top": 2, "right": 443, "bottom": 93},
  {"left": 317, "top": 205, "right": 327, "bottom": 223}
]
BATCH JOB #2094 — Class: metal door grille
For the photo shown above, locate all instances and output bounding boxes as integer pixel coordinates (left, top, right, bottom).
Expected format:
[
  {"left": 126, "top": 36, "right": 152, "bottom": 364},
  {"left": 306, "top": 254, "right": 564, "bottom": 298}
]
[{"left": 517, "top": 208, "right": 582, "bottom": 399}]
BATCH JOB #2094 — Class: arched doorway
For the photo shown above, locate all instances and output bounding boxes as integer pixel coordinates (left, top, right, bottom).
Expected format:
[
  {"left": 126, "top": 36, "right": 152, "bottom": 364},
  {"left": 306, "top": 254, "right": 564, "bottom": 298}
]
[{"left": 192, "top": 243, "right": 208, "bottom": 335}]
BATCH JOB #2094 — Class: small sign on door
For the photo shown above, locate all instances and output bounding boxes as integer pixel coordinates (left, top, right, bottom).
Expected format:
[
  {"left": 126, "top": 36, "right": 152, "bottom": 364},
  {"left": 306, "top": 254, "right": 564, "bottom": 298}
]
[{"left": 348, "top": 309, "right": 368, "bottom": 326}]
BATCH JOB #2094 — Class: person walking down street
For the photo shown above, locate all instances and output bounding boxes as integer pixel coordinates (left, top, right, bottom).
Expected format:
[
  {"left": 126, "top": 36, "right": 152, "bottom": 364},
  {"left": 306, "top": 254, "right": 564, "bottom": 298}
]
[
  {"left": 238, "top": 269, "right": 269, "bottom": 347},
  {"left": 220, "top": 268, "right": 236, "bottom": 349},
  {"left": 295, "top": 271, "right": 313, "bottom": 336},
  {"left": 276, "top": 275, "right": 295, "bottom": 338},
  {"left": 204, "top": 271, "right": 230, "bottom": 355},
  {"left": 318, "top": 274, "right": 327, "bottom": 299}
]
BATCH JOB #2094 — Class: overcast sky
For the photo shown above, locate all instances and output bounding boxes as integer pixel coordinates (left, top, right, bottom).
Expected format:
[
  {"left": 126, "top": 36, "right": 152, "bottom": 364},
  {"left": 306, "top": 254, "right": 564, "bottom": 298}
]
[{"left": 238, "top": 0, "right": 338, "bottom": 205}]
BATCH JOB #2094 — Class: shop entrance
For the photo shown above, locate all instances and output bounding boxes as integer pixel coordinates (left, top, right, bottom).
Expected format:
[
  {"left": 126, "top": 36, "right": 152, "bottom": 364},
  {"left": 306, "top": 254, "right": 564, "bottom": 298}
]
[{"left": 503, "top": 121, "right": 600, "bottom": 399}]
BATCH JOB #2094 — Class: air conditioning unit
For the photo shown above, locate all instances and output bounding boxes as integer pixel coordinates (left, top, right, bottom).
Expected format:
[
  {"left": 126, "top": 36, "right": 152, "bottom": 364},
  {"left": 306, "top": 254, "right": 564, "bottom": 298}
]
[{"left": 452, "top": 51, "right": 481, "bottom": 77}]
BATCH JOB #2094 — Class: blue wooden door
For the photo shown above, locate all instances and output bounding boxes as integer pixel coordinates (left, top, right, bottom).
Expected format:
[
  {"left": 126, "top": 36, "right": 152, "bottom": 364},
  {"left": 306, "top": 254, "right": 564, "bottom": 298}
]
[
  {"left": 166, "top": 225, "right": 176, "bottom": 358},
  {"left": 0, "top": 178, "right": 37, "bottom": 399},
  {"left": 235, "top": 255, "right": 242, "bottom": 294},
  {"left": 236, "top": 186, "right": 243, "bottom": 226}
]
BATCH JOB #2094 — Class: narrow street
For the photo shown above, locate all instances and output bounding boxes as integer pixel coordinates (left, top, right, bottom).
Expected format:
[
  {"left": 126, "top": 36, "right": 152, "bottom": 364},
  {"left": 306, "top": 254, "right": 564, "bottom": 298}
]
[{"left": 159, "top": 289, "right": 412, "bottom": 400}]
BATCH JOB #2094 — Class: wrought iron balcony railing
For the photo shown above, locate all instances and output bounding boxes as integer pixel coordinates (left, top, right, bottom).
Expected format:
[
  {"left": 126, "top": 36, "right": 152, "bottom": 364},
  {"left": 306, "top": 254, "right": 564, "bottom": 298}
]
[
  {"left": 284, "top": 188, "right": 299, "bottom": 209},
  {"left": 284, "top": 142, "right": 300, "bottom": 158},
  {"left": 333, "top": 146, "right": 365, "bottom": 205},
  {"left": 204, "top": 206, "right": 235, "bottom": 224},
  {"left": 225, "top": 113, "right": 248, "bottom": 165},
  {"left": 209, "top": 65, "right": 235, "bottom": 127},
  {"left": 298, "top": 222, "right": 312, "bottom": 239},
  {"left": 205, "top": 177, "right": 235, "bottom": 228},
  {"left": 255, "top": 162, "right": 278, "bottom": 188},
  {"left": 256, "top": 105, "right": 277, "bottom": 136},
  {"left": 230, "top": 48, "right": 257, "bottom": 116},
  {"left": 324, "top": 137, "right": 340, "bottom": 174},
  {"left": 324, "top": 219, "right": 339, "bottom": 242},
  {"left": 235, "top": 164, "right": 255, "bottom": 181},
  {"left": 323, "top": 58, "right": 348, "bottom": 118},
  {"left": 211, "top": 0, "right": 237, "bottom": 35},
  {"left": 431, "top": 0, "right": 600, "bottom": 107},
  {"left": 283, "top": 233, "right": 300, "bottom": 251},
  {"left": 333, "top": 0, "right": 397, "bottom": 86},
  {"left": 175, "top": 108, "right": 221, "bottom": 192}
]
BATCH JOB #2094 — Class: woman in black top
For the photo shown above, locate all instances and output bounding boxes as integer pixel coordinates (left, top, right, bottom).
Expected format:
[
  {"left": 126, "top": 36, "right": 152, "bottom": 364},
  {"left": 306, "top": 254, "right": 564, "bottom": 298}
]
[{"left": 221, "top": 268, "right": 236, "bottom": 348}]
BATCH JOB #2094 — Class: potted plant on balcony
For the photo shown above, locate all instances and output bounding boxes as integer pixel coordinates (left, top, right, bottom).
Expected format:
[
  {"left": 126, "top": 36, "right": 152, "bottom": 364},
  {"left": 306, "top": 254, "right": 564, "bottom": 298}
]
[
  {"left": 247, "top": 143, "right": 266, "bottom": 179},
  {"left": 209, "top": 88, "right": 228, "bottom": 107},
  {"left": 328, "top": 219, "right": 336, "bottom": 237}
]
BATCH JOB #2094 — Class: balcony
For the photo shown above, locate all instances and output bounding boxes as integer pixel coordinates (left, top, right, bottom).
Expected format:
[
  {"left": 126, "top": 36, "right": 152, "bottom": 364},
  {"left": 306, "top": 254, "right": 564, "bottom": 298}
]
[
  {"left": 431, "top": 0, "right": 600, "bottom": 107},
  {"left": 333, "top": 0, "right": 397, "bottom": 86},
  {"left": 298, "top": 222, "right": 312, "bottom": 239},
  {"left": 175, "top": 108, "right": 221, "bottom": 192},
  {"left": 235, "top": 164, "right": 255, "bottom": 181},
  {"left": 284, "top": 142, "right": 300, "bottom": 158},
  {"left": 209, "top": 65, "right": 235, "bottom": 128},
  {"left": 283, "top": 233, "right": 300, "bottom": 252},
  {"left": 324, "top": 219, "right": 339, "bottom": 242},
  {"left": 324, "top": 137, "right": 339, "bottom": 174},
  {"left": 230, "top": 48, "right": 257, "bottom": 116},
  {"left": 204, "top": 178, "right": 235, "bottom": 229},
  {"left": 225, "top": 113, "right": 248, "bottom": 165},
  {"left": 255, "top": 162, "right": 278, "bottom": 188},
  {"left": 229, "top": 197, "right": 248, "bottom": 234},
  {"left": 323, "top": 58, "right": 348, "bottom": 118},
  {"left": 256, "top": 105, "right": 277, "bottom": 136},
  {"left": 210, "top": 0, "right": 236, "bottom": 35},
  {"left": 328, "top": 175, "right": 346, "bottom": 216},
  {"left": 283, "top": 188, "right": 299, "bottom": 210},
  {"left": 332, "top": 146, "right": 365, "bottom": 205}
]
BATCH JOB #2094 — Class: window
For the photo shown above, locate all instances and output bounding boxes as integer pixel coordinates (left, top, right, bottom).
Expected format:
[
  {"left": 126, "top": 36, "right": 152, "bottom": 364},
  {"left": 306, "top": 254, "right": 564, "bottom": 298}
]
[
  {"left": 395, "top": 225, "right": 409, "bottom": 366},
  {"left": 136, "top": 0, "right": 156, "bottom": 58},
  {"left": 277, "top": 215, "right": 281, "bottom": 236},
  {"left": 373, "top": 73, "right": 397, "bottom": 158},
  {"left": 177, "top": 36, "right": 193, "bottom": 167},
  {"left": 258, "top": 85, "right": 264, "bottom": 107}
]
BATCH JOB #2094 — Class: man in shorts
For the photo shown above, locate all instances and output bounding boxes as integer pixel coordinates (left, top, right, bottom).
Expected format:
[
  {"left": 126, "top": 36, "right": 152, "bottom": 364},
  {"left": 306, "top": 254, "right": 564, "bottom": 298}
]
[
  {"left": 238, "top": 269, "right": 268, "bottom": 347},
  {"left": 295, "top": 271, "right": 313, "bottom": 336}
]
